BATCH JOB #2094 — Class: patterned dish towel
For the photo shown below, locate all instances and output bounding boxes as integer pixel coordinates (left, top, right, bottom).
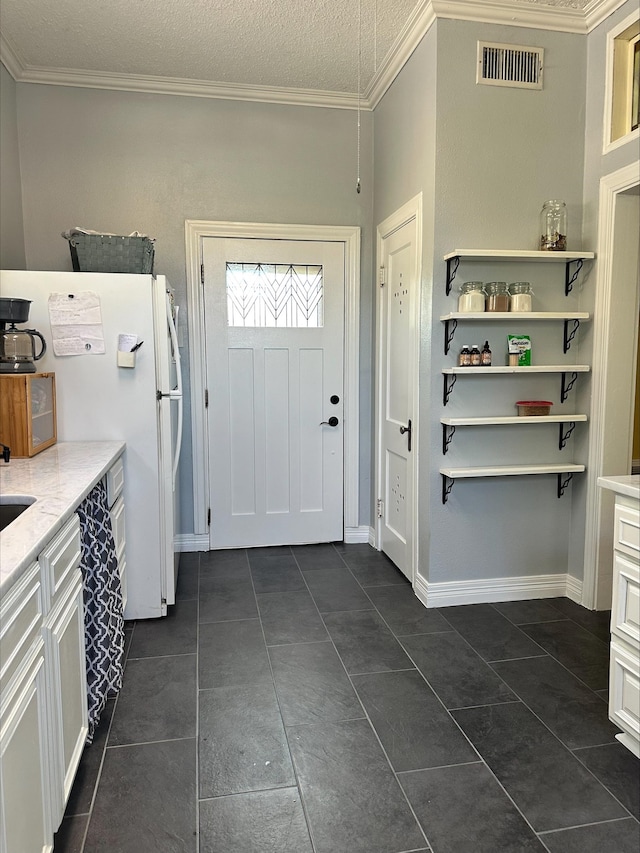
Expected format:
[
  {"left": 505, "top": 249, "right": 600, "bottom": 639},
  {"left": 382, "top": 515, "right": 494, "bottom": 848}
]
[{"left": 76, "top": 480, "right": 125, "bottom": 743}]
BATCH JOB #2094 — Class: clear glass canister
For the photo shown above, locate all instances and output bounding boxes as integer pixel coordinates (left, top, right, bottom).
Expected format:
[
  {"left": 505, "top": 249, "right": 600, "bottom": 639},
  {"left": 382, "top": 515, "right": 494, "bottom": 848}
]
[
  {"left": 539, "top": 200, "right": 567, "bottom": 251},
  {"left": 509, "top": 282, "right": 533, "bottom": 312},
  {"left": 458, "top": 281, "right": 485, "bottom": 313},
  {"left": 485, "top": 282, "right": 510, "bottom": 312}
]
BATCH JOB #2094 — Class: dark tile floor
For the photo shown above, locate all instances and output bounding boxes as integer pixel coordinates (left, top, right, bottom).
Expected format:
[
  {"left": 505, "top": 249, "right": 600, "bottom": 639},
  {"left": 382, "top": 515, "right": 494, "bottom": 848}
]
[{"left": 54, "top": 544, "right": 640, "bottom": 853}]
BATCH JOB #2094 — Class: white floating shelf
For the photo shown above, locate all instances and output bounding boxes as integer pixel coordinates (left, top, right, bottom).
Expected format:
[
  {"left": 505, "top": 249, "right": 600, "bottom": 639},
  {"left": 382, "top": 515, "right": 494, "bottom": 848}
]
[
  {"left": 440, "top": 463, "right": 586, "bottom": 478},
  {"left": 442, "top": 365, "right": 590, "bottom": 375},
  {"left": 440, "top": 312, "right": 590, "bottom": 321},
  {"left": 443, "top": 250, "right": 595, "bottom": 262},
  {"left": 441, "top": 415, "right": 588, "bottom": 426}
]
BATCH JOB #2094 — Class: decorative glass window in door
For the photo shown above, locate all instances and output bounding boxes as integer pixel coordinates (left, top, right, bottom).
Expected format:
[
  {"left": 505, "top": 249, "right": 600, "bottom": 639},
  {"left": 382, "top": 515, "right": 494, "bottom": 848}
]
[{"left": 226, "top": 263, "right": 324, "bottom": 327}]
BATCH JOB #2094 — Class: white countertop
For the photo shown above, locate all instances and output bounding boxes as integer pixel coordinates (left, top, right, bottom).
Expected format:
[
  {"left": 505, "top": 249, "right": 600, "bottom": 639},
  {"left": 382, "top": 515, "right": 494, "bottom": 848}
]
[
  {"left": 0, "top": 441, "right": 125, "bottom": 595},
  {"left": 597, "top": 474, "right": 640, "bottom": 501}
]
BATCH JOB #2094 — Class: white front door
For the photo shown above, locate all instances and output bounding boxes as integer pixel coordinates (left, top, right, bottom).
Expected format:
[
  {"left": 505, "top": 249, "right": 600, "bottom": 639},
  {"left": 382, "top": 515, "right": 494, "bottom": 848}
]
[
  {"left": 204, "top": 237, "right": 345, "bottom": 548},
  {"left": 377, "top": 204, "right": 420, "bottom": 580}
]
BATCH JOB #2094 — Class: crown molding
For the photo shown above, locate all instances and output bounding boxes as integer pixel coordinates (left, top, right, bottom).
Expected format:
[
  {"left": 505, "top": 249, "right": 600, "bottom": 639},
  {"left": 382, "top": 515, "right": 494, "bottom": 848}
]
[
  {"left": 585, "top": 0, "right": 630, "bottom": 31},
  {"left": 365, "top": 0, "right": 437, "bottom": 107},
  {"left": 430, "top": 0, "right": 588, "bottom": 32},
  {"left": 3, "top": 64, "right": 365, "bottom": 110},
  {"left": 0, "top": 35, "right": 23, "bottom": 80},
  {"left": 1, "top": 0, "right": 630, "bottom": 109}
]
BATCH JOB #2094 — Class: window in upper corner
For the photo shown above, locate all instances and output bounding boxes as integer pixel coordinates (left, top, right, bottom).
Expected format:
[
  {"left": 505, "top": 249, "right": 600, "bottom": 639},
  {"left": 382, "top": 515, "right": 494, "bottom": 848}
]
[{"left": 607, "top": 13, "right": 640, "bottom": 149}]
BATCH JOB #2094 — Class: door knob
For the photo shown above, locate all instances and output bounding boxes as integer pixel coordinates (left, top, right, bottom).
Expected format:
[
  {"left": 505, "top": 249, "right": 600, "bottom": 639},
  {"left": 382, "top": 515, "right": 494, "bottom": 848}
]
[
  {"left": 400, "top": 419, "right": 412, "bottom": 452},
  {"left": 320, "top": 416, "right": 339, "bottom": 427}
]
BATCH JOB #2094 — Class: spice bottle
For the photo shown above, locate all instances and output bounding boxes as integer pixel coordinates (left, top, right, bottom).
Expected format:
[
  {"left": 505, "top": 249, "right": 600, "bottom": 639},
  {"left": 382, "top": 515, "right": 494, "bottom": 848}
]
[
  {"left": 485, "top": 282, "right": 510, "bottom": 312},
  {"left": 481, "top": 341, "right": 492, "bottom": 366},
  {"left": 539, "top": 200, "right": 567, "bottom": 251},
  {"left": 470, "top": 344, "right": 481, "bottom": 366},
  {"left": 458, "top": 344, "right": 471, "bottom": 366}
]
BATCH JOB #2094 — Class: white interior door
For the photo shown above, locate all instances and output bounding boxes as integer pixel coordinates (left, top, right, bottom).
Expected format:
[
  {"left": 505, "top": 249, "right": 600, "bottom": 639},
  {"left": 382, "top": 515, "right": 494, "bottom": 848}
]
[
  {"left": 204, "top": 237, "right": 345, "bottom": 548},
  {"left": 377, "top": 211, "right": 420, "bottom": 580}
]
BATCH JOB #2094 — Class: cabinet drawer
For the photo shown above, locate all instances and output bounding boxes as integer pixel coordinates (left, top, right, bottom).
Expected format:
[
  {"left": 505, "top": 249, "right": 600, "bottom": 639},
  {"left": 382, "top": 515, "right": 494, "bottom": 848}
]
[
  {"left": 110, "top": 494, "right": 126, "bottom": 561},
  {"left": 612, "top": 553, "right": 640, "bottom": 645},
  {"left": 0, "top": 563, "right": 42, "bottom": 694},
  {"left": 614, "top": 503, "right": 640, "bottom": 560},
  {"left": 39, "top": 515, "right": 81, "bottom": 610},
  {"left": 609, "top": 640, "right": 640, "bottom": 739},
  {"left": 106, "top": 455, "right": 124, "bottom": 508}
]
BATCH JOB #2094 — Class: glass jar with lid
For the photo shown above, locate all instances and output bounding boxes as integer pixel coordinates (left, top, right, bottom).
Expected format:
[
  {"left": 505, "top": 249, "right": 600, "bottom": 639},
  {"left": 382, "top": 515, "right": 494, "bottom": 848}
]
[
  {"left": 485, "top": 282, "right": 510, "bottom": 312},
  {"left": 509, "top": 282, "right": 533, "bottom": 312},
  {"left": 539, "top": 200, "right": 567, "bottom": 251},
  {"left": 458, "top": 281, "right": 485, "bottom": 313}
]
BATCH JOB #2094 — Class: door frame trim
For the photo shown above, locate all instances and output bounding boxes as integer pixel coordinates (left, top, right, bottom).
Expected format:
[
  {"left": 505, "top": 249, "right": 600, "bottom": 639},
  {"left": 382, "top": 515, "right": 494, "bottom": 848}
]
[
  {"left": 582, "top": 160, "right": 640, "bottom": 608},
  {"left": 185, "top": 219, "right": 361, "bottom": 541},
  {"left": 374, "top": 195, "right": 422, "bottom": 580}
]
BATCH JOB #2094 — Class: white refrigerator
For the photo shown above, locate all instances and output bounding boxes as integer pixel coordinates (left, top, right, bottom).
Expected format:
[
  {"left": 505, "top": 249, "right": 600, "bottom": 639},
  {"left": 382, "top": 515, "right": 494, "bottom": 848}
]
[{"left": 0, "top": 271, "right": 183, "bottom": 620}]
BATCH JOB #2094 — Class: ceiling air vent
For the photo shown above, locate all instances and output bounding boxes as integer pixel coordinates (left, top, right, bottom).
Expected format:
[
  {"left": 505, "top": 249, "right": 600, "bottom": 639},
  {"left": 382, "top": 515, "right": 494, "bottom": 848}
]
[{"left": 477, "top": 41, "right": 544, "bottom": 90}]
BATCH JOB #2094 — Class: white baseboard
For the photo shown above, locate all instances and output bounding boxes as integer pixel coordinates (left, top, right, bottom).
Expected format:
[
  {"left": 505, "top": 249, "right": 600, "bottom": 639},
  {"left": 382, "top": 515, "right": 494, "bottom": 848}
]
[
  {"left": 343, "top": 526, "right": 375, "bottom": 544},
  {"left": 414, "top": 572, "right": 583, "bottom": 609},
  {"left": 175, "top": 533, "right": 209, "bottom": 552}
]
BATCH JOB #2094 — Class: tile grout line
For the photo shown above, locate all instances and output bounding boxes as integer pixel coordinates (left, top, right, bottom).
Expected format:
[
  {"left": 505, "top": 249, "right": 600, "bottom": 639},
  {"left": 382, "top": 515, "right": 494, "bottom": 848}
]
[
  {"left": 75, "top": 618, "right": 137, "bottom": 853},
  {"left": 249, "top": 546, "right": 321, "bottom": 853}
]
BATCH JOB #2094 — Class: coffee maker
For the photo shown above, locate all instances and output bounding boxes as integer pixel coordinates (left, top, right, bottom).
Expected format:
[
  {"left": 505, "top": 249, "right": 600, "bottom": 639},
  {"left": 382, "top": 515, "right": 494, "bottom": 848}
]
[{"left": 0, "top": 297, "right": 47, "bottom": 373}]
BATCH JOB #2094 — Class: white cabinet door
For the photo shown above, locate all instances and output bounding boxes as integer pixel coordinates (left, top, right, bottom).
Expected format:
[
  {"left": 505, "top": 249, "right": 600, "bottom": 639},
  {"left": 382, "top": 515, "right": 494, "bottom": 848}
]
[
  {"left": 110, "top": 494, "right": 127, "bottom": 609},
  {"left": 44, "top": 578, "right": 88, "bottom": 823},
  {"left": 0, "top": 647, "right": 51, "bottom": 853}
]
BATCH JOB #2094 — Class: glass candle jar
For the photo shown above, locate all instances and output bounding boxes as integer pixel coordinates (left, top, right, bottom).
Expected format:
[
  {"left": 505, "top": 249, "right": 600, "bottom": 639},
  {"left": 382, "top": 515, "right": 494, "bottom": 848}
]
[
  {"left": 458, "top": 282, "right": 485, "bottom": 313},
  {"left": 539, "top": 200, "right": 567, "bottom": 251},
  {"left": 509, "top": 282, "right": 533, "bottom": 312},
  {"left": 485, "top": 282, "right": 510, "bottom": 312}
]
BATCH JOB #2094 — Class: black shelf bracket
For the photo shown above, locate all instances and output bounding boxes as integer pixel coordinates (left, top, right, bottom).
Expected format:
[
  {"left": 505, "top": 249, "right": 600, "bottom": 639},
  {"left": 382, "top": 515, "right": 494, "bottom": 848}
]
[
  {"left": 560, "top": 371, "right": 579, "bottom": 403},
  {"left": 559, "top": 421, "right": 577, "bottom": 450},
  {"left": 446, "top": 256, "right": 460, "bottom": 296},
  {"left": 444, "top": 318, "right": 458, "bottom": 355},
  {"left": 443, "top": 374, "right": 457, "bottom": 406},
  {"left": 442, "top": 474, "right": 455, "bottom": 504},
  {"left": 563, "top": 319, "right": 581, "bottom": 353},
  {"left": 565, "top": 259, "right": 584, "bottom": 296},
  {"left": 442, "top": 424, "right": 456, "bottom": 454},
  {"left": 557, "top": 472, "right": 574, "bottom": 498}
]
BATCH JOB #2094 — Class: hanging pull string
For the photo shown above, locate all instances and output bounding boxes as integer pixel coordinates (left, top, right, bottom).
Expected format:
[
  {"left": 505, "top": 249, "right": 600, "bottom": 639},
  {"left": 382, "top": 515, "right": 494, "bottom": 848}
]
[{"left": 356, "top": 0, "right": 362, "bottom": 194}]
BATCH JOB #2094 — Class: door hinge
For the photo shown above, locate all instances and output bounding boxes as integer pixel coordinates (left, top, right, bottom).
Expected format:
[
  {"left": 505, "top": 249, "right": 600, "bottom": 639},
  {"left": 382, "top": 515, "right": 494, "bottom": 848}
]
[
  {"left": 207, "top": 508, "right": 211, "bottom": 526},
  {"left": 204, "top": 388, "right": 209, "bottom": 408},
  {"left": 376, "top": 498, "right": 384, "bottom": 518},
  {"left": 379, "top": 266, "right": 386, "bottom": 287},
  {"left": 201, "top": 262, "right": 205, "bottom": 286}
]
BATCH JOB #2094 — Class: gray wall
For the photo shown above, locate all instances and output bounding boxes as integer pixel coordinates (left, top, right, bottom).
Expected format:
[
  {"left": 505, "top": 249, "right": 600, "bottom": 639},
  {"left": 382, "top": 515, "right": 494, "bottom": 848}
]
[
  {"left": 0, "top": 63, "right": 26, "bottom": 269},
  {"left": 13, "top": 84, "right": 374, "bottom": 535},
  {"left": 374, "top": 20, "right": 589, "bottom": 586}
]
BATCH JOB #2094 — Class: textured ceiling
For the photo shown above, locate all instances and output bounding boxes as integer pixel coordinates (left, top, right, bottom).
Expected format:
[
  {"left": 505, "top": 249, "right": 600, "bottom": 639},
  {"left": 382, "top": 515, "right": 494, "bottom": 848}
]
[{"left": 0, "top": 0, "right": 601, "bottom": 100}]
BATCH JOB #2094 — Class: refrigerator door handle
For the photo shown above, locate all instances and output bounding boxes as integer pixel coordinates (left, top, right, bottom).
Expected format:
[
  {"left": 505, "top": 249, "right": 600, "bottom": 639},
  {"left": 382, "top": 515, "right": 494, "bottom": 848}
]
[
  {"left": 167, "top": 292, "right": 183, "bottom": 397},
  {"left": 173, "top": 394, "right": 183, "bottom": 489},
  {"left": 165, "top": 291, "right": 183, "bottom": 489}
]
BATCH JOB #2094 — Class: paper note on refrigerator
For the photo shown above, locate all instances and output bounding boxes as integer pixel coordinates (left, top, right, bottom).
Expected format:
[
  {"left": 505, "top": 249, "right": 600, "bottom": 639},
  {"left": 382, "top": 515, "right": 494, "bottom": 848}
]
[
  {"left": 118, "top": 333, "right": 138, "bottom": 352},
  {"left": 48, "top": 291, "right": 106, "bottom": 355}
]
